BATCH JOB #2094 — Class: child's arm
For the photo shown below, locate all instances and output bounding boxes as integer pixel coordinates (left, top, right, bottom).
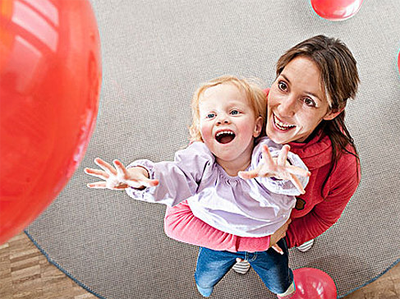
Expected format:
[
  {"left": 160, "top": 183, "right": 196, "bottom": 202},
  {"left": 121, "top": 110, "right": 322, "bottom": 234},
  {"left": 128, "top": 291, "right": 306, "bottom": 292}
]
[
  {"left": 85, "top": 142, "right": 214, "bottom": 206},
  {"left": 85, "top": 158, "right": 159, "bottom": 190}
]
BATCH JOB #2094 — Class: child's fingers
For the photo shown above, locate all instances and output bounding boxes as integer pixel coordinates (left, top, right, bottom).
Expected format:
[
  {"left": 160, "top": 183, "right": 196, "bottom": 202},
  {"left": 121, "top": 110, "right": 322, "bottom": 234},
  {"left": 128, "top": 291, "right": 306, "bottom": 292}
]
[
  {"left": 277, "top": 145, "right": 290, "bottom": 166},
  {"left": 87, "top": 181, "right": 129, "bottom": 190},
  {"left": 113, "top": 159, "right": 129, "bottom": 179},
  {"left": 94, "top": 157, "right": 117, "bottom": 176},
  {"left": 84, "top": 168, "right": 109, "bottom": 180},
  {"left": 286, "top": 165, "right": 311, "bottom": 177},
  {"left": 290, "top": 174, "right": 305, "bottom": 194},
  {"left": 262, "top": 145, "right": 274, "bottom": 165},
  {"left": 87, "top": 181, "right": 108, "bottom": 189},
  {"left": 238, "top": 169, "right": 259, "bottom": 180}
]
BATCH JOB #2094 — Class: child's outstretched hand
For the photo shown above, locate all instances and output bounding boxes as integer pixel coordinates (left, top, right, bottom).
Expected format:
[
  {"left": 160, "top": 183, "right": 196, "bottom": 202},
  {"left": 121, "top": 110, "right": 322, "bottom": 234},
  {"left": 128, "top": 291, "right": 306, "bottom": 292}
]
[
  {"left": 84, "top": 158, "right": 159, "bottom": 190},
  {"left": 238, "top": 145, "right": 310, "bottom": 194}
]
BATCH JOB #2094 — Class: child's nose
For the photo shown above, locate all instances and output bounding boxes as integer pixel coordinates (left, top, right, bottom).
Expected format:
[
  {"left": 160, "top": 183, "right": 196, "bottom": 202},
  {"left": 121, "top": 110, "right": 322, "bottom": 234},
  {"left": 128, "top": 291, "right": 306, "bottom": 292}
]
[{"left": 217, "top": 117, "right": 230, "bottom": 125}]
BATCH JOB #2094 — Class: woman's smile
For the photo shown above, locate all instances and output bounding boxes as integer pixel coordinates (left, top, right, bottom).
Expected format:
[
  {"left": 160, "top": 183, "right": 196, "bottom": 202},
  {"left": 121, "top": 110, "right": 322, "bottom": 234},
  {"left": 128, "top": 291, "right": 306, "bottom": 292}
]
[{"left": 272, "top": 113, "right": 296, "bottom": 131}]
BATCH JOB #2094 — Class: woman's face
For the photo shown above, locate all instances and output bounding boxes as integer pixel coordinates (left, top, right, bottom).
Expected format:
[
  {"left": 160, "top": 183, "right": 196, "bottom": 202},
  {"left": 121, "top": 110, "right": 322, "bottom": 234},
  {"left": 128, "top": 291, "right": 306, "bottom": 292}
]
[{"left": 266, "top": 56, "right": 340, "bottom": 144}]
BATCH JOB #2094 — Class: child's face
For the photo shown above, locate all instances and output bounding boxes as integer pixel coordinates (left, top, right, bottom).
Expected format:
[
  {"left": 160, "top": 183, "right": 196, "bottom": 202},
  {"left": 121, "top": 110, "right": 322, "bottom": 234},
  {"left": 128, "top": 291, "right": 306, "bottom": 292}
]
[{"left": 198, "top": 83, "right": 262, "bottom": 172}]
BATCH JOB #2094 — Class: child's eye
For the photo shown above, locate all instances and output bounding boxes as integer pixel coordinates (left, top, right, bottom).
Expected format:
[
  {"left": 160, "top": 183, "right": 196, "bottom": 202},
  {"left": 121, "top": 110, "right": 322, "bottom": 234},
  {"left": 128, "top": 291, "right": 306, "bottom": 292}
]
[
  {"left": 230, "top": 110, "right": 239, "bottom": 115},
  {"left": 206, "top": 113, "right": 216, "bottom": 119}
]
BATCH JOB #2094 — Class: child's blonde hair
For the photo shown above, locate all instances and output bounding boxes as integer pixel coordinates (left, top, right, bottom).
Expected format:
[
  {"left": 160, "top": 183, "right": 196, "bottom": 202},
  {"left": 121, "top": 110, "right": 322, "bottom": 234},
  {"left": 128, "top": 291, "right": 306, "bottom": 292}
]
[{"left": 189, "top": 75, "right": 267, "bottom": 142}]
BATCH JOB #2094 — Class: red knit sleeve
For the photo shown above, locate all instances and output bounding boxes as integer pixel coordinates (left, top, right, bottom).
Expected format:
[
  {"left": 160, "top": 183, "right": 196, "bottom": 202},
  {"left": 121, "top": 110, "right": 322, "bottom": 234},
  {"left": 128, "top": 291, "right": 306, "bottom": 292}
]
[
  {"left": 164, "top": 201, "right": 270, "bottom": 252},
  {"left": 285, "top": 152, "right": 360, "bottom": 248}
]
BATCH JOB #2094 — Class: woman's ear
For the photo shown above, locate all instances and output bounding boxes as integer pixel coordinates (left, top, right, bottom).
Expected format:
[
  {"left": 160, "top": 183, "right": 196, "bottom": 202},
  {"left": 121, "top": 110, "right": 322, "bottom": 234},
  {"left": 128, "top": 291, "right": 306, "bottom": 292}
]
[
  {"left": 323, "top": 107, "right": 345, "bottom": 121},
  {"left": 253, "top": 116, "right": 263, "bottom": 137}
]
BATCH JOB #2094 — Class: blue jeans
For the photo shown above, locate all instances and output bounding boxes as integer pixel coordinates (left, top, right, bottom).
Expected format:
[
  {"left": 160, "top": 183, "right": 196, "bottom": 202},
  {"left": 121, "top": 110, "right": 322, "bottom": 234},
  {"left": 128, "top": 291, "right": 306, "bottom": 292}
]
[{"left": 195, "top": 239, "right": 293, "bottom": 297}]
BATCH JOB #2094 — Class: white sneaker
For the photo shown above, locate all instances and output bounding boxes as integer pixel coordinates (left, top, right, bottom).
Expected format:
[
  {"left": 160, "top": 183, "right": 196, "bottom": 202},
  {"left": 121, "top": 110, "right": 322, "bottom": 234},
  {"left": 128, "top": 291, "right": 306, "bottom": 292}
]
[
  {"left": 232, "top": 259, "right": 250, "bottom": 274},
  {"left": 296, "top": 239, "right": 315, "bottom": 252}
]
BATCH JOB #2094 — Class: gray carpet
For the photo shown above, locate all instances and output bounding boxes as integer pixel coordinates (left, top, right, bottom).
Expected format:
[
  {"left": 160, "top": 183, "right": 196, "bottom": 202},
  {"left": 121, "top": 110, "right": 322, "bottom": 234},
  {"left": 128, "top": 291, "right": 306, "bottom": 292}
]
[{"left": 26, "top": 0, "right": 400, "bottom": 298}]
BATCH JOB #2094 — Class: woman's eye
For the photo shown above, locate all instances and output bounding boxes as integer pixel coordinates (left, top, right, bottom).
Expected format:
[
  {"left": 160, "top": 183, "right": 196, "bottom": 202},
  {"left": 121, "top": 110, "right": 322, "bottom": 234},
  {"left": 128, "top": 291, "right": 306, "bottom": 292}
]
[
  {"left": 206, "top": 113, "right": 215, "bottom": 119},
  {"left": 230, "top": 110, "right": 239, "bottom": 115},
  {"left": 278, "top": 81, "right": 288, "bottom": 91},
  {"left": 304, "top": 97, "right": 316, "bottom": 107}
]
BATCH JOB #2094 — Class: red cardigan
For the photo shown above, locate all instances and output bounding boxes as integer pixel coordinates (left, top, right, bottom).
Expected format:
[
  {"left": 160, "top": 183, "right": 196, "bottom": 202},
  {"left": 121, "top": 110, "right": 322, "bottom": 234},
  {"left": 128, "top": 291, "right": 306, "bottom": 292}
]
[{"left": 164, "top": 102, "right": 360, "bottom": 251}]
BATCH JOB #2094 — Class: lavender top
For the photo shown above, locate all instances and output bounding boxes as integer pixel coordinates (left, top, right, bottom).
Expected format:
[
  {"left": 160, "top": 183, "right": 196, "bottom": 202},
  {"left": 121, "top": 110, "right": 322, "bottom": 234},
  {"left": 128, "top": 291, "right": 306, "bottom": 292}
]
[{"left": 126, "top": 137, "right": 309, "bottom": 237}]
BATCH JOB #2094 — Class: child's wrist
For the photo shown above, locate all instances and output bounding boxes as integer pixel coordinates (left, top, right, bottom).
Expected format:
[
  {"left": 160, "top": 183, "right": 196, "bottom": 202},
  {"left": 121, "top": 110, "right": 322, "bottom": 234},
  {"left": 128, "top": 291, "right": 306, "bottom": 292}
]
[{"left": 135, "top": 166, "right": 150, "bottom": 178}]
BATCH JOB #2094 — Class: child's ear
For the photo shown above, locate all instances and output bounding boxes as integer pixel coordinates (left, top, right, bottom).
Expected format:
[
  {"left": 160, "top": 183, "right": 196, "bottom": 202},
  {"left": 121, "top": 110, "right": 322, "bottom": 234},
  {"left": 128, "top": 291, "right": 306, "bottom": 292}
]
[{"left": 253, "top": 116, "right": 263, "bottom": 138}]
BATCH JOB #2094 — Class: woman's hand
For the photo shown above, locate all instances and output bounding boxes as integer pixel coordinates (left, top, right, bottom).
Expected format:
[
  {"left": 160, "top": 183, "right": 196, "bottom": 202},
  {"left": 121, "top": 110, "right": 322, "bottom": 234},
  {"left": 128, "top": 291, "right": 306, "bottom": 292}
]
[
  {"left": 269, "top": 218, "right": 291, "bottom": 254},
  {"left": 84, "top": 157, "right": 159, "bottom": 190},
  {"left": 238, "top": 145, "right": 310, "bottom": 194}
]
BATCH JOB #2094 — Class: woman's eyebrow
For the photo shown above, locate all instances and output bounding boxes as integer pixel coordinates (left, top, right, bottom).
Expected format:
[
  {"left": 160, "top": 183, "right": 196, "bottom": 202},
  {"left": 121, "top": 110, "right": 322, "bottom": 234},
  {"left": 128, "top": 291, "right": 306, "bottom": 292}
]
[{"left": 280, "top": 74, "right": 291, "bottom": 84}]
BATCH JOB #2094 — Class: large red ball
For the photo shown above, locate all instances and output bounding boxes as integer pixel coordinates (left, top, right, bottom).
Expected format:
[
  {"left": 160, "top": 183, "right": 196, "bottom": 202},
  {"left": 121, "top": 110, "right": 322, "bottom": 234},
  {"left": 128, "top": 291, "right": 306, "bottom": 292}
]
[
  {"left": 0, "top": 0, "right": 102, "bottom": 244},
  {"left": 310, "top": 0, "right": 364, "bottom": 21},
  {"left": 292, "top": 268, "right": 337, "bottom": 299}
]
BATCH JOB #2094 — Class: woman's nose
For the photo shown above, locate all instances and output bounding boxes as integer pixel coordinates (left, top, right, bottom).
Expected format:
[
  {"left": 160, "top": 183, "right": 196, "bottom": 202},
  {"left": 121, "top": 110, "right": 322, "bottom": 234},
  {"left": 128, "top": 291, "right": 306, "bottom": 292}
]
[{"left": 278, "top": 95, "right": 297, "bottom": 117}]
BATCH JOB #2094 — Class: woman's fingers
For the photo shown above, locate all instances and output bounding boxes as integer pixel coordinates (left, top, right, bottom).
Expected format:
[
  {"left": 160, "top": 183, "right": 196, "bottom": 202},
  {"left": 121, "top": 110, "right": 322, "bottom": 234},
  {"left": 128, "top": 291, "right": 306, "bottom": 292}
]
[
  {"left": 270, "top": 218, "right": 291, "bottom": 254},
  {"left": 272, "top": 244, "right": 284, "bottom": 255}
]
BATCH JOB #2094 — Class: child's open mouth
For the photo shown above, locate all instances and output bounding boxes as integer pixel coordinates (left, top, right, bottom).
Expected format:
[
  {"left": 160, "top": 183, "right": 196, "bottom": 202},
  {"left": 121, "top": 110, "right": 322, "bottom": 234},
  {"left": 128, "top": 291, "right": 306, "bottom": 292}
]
[{"left": 215, "top": 130, "right": 236, "bottom": 144}]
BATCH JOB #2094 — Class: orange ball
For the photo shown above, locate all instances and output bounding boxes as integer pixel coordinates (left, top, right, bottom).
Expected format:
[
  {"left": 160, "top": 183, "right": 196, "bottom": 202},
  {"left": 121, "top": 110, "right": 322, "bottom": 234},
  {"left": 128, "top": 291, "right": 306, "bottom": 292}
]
[{"left": 0, "top": 0, "right": 102, "bottom": 244}]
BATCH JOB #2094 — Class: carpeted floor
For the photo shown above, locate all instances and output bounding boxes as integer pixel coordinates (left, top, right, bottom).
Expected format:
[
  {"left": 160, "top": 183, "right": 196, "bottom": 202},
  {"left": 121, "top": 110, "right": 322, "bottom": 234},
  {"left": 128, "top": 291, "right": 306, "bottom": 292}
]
[
  {"left": 26, "top": 0, "right": 400, "bottom": 298},
  {"left": 1, "top": 233, "right": 400, "bottom": 299}
]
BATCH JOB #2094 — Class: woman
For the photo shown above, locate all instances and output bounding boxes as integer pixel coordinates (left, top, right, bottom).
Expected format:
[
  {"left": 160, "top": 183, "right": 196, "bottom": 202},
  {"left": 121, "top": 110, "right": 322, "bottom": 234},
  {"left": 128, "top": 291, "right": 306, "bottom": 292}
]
[{"left": 163, "top": 35, "right": 361, "bottom": 296}]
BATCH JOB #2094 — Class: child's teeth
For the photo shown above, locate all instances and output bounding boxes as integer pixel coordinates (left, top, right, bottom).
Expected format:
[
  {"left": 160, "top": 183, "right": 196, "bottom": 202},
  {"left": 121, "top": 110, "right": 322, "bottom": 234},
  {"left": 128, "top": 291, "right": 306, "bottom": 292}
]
[{"left": 216, "top": 131, "right": 234, "bottom": 136}]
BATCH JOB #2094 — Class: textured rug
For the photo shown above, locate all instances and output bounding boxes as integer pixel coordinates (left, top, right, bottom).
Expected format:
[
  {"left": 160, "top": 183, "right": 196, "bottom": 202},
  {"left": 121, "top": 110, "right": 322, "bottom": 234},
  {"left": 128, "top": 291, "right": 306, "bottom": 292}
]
[{"left": 26, "top": 0, "right": 400, "bottom": 298}]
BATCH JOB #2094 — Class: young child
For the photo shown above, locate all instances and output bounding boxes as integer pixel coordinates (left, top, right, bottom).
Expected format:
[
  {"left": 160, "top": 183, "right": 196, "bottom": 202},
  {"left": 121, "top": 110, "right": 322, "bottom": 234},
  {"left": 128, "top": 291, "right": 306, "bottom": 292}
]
[{"left": 85, "top": 75, "right": 310, "bottom": 298}]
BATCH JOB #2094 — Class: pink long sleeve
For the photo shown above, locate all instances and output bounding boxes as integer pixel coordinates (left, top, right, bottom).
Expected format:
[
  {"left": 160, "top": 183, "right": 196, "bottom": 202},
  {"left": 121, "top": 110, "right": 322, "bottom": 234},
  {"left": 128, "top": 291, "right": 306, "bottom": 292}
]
[{"left": 164, "top": 201, "right": 270, "bottom": 252}]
